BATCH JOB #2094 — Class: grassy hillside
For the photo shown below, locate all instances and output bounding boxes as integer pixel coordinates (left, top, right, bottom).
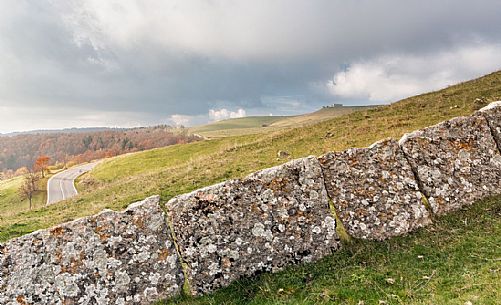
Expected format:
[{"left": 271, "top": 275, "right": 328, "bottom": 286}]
[
  {"left": 0, "top": 71, "right": 500, "bottom": 304},
  {"left": 267, "top": 106, "right": 374, "bottom": 128},
  {"left": 189, "top": 106, "right": 373, "bottom": 138},
  {"left": 190, "top": 116, "right": 288, "bottom": 134},
  {"left": 158, "top": 196, "right": 501, "bottom": 305},
  {"left": 0, "top": 175, "right": 47, "bottom": 231},
  {"left": 0, "top": 70, "right": 500, "bottom": 242}
]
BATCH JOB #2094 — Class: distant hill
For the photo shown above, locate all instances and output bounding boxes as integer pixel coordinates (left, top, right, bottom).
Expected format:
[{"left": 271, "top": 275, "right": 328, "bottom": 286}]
[
  {"left": 0, "top": 127, "right": 124, "bottom": 137},
  {"left": 0, "top": 125, "right": 200, "bottom": 177},
  {"left": 190, "top": 105, "right": 375, "bottom": 138}
]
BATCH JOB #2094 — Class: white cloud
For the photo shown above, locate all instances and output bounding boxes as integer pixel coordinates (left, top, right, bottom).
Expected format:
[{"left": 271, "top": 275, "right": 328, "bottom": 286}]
[
  {"left": 167, "top": 114, "right": 193, "bottom": 127},
  {"left": 1, "top": 1, "right": 501, "bottom": 132},
  {"left": 327, "top": 43, "right": 501, "bottom": 103},
  {"left": 209, "top": 108, "right": 247, "bottom": 121}
]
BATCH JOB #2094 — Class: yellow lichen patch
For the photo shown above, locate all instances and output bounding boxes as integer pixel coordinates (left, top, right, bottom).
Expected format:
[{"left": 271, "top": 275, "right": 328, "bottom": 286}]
[
  {"left": 94, "top": 226, "right": 111, "bottom": 241},
  {"left": 54, "top": 249, "right": 63, "bottom": 264},
  {"left": 450, "top": 138, "right": 475, "bottom": 151},
  {"left": 16, "top": 295, "right": 27, "bottom": 305},
  {"left": 61, "top": 255, "right": 84, "bottom": 274},
  {"left": 133, "top": 216, "right": 146, "bottom": 229},
  {"left": 158, "top": 248, "right": 170, "bottom": 261},
  {"left": 63, "top": 298, "right": 73, "bottom": 305},
  {"left": 50, "top": 226, "right": 65, "bottom": 237},
  {"left": 266, "top": 178, "right": 291, "bottom": 192}
]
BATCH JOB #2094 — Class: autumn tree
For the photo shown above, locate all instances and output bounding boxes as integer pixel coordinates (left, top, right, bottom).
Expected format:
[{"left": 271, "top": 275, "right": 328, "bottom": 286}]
[
  {"left": 18, "top": 170, "right": 40, "bottom": 210},
  {"left": 34, "top": 155, "right": 50, "bottom": 178},
  {"left": 0, "top": 126, "right": 201, "bottom": 173}
]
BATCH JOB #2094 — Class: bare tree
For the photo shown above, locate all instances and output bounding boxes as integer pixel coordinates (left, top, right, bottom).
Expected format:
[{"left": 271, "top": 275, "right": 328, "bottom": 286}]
[{"left": 18, "top": 170, "right": 40, "bottom": 210}]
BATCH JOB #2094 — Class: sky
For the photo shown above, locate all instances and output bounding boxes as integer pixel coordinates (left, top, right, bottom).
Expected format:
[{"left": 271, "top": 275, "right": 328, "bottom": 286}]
[{"left": 1, "top": 0, "right": 501, "bottom": 133}]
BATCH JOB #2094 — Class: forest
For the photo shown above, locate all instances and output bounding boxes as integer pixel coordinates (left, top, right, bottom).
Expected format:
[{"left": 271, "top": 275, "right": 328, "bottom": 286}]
[{"left": 0, "top": 126, "right": 201, "bottom": 179}]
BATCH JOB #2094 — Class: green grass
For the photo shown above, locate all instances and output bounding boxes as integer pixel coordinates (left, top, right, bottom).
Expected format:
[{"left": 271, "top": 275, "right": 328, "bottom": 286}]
[
  {"left": 1, "top": 70, "right": 501, "bottom": 242},
  {"left": 189, "top": 106, "right": 373, "bottom": 138},
  {"left": 157, "top": 196, "right": 501, "bottom": 305},
  {"left": 0, "top": 72, "right": 500, "bottom": 304},
  {"left": 0, "top": 175, "right": 48, "bottom": 239},
  {"left": 190, "top": 116, "right": 288, "bottom": 134}
]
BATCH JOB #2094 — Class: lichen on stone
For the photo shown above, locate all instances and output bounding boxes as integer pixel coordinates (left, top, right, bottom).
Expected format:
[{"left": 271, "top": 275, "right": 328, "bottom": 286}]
[
  {"left": 166, "top": 156, "right": 340, "bottom": 295},
  {"left": 319, "top": 139, "right": 431, "bottom": 240},
  {"left": 400, "top": 113, "right": 501, "bottom": 215},
  {"left": 0, "top": 196, "right": 183, "bottom": 305},
  {"left": 479, "top": 101, "right": 501, "bottom": 151}
]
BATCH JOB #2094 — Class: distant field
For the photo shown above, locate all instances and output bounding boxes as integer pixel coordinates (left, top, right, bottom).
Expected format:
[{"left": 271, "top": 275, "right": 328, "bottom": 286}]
[
  {"left": 190, "top": 116, "right": 288, "bottom": 134},
  {"left": 190, "top": 106, "right": 374, "bottom": 138}
]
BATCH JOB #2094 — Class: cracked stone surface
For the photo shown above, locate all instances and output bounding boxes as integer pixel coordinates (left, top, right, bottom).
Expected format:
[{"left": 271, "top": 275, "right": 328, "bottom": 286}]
[
  {"left": 319, "top": 139, "right": 431, "bottom": 240},
  {"left": 0, "top": 196, "right": 183, "bottom": 305},
  {"left": 166, "top": 156, "right": 340, "bottom": 295},
  {"left": 479, "top": 101, "right": 501, "bottom": 151},
  {"left": 399, "top": 114, "right": 501, "bottom": 215}
]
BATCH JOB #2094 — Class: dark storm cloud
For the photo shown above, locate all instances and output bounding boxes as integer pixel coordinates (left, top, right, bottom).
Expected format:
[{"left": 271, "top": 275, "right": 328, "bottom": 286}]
[{"left": 1, "top": 0, "right": 501, "bottom": 132}]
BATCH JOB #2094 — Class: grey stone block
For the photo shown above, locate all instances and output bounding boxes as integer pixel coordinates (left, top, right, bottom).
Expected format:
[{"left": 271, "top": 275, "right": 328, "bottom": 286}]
[
  {"left": 167, "top": 156, "right": 340, "bottom": 295},
  {"left": 399, "top": 115, "right": 501, "bottom": 215},
  {"left": 319, "top": 139, "right": 431, "bottom": 240},
  {"left": 0, "top": 196, "right": 183, "bottom": 305},
  {"left": 479, "top": 101, "right": 501, "bottom": 151}
]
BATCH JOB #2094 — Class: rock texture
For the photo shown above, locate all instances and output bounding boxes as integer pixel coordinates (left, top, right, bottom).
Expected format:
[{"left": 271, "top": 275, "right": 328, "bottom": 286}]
[
  {"left": 399, "top": 114, "right": 501, "bottom": 215},
  {"left": 479, "top": 101, "right": 501, "bottom": 150},
  {"left": 2, "top": 105, "right": 501, "bottom": 304},
  {"left": 319, "top": 139, "right": 431, "bottom": 240},
  {"left": 0, "top": 196, "right": 183, "bottom": 305},
  {"left": 166, "top": 157, "right": 339, "bottom": 295}
]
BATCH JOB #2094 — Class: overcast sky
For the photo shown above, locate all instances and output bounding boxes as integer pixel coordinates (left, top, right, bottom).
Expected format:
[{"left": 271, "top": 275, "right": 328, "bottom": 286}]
[{"left": 1, "top": 0, "right": 501, "bottom": 133}]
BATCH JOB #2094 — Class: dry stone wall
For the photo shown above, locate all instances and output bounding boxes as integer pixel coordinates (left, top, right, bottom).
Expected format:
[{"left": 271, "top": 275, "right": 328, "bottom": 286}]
[
  {"left": 479, "top": 101, "right": 501, "bottom": 150},
  {"left": 399, "top": 114, "right": 501, "bottom": 215},
  {"left": 166, "top": 157, "right": 340, "bottom": 295},
  {"left": 319, "top": 139, "right": 431, "bottom": 240},
  {"left": 1, "top": 102, "right": 500, "bottom": 304},
  {"left": 0, "top": 196, "right": 183, "bottom": 305}
]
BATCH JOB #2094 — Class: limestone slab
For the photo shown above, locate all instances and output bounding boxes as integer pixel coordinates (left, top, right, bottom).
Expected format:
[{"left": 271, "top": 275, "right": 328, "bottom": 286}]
[
  {"left": 319, "top": 139, "right": 431, "bottom": 240},
  {"left": 479, "top": 101, "right": 501, "bottom": 150},
  {"left": 167, "top": 157, "right": 340, "bottom": 295},
  {"left": 399, "top": 114, "right": 501, "bottom": 215},
  {"left": 0, "top": 196, "right": 183, "bottom": 305}
]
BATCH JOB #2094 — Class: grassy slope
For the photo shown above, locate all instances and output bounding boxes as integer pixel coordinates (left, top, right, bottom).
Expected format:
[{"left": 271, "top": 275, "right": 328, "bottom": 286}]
[
  {"left": 268, "top": 106, "right": 372, "bottom": 128},
  {"left": 190, "top": 116, "right": 288, "bottom": 133},
  {"left": 0, "top": 71, "right": 500, "bottom": 242},
  {"left": 158, "top": 196, "right": 501, "bottom": 305},
  {"left": 189, "top": 106, "right": 373, "bottom": 138},
  {"left": 0, "top": 175, "right": 47, "bottom": 233}
]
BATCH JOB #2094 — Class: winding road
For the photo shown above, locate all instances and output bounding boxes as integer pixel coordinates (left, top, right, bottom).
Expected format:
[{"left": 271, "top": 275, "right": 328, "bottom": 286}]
[{"left": 46, "top": 161, "right": 99, "bottom": 205}]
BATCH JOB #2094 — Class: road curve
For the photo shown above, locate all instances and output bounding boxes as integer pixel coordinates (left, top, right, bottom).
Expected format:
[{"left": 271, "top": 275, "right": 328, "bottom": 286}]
[{"left": 46, "top": 161, "right": 99, "bottom": 205}]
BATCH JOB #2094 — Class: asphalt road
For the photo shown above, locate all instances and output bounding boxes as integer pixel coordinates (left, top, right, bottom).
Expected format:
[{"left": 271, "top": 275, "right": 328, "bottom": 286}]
[{"left": 46, "top": 162, "right": 99, "bottom": 205}]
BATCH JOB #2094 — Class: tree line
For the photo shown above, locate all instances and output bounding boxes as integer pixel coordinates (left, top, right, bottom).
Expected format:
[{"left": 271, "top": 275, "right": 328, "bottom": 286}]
[{"left": 0, "top": 126, "right": 201, "bottom": 179}]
